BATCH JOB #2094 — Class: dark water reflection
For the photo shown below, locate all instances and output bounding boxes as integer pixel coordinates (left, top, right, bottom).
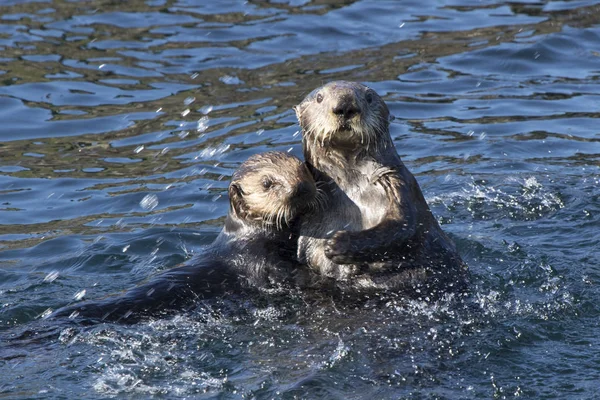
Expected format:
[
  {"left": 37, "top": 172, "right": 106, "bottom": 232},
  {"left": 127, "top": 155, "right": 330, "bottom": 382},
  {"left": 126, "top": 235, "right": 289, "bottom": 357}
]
[{"left": 1, "top": 0, "right": 599, "bottom": 398}]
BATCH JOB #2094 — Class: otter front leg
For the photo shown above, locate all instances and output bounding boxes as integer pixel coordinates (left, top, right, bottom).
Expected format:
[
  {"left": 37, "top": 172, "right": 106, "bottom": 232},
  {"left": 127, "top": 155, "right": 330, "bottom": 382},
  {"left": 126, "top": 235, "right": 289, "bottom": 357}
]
[
  {"left": 323, "top": 230, "right": 357, "bottom": 264},
  {"left": 324, "top": 219, "right": 416, "bottom": 265},
  {"left": 325, "top": 168, "right": 420, "bottom": 265}
]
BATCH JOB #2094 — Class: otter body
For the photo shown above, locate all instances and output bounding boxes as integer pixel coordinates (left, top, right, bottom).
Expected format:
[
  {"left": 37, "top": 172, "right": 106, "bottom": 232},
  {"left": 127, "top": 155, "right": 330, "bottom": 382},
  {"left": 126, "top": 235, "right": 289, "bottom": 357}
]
[
  {"left": 52, "top": 152, "right": 321, "bottom": 322},
  {"left": 295, "top": 81, "right": 467, "bottom": 295}
]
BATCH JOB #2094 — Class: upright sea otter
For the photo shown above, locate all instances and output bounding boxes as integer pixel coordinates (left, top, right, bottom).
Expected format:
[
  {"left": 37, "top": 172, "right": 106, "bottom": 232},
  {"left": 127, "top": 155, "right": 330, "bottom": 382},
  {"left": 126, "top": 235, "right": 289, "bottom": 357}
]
[
  {"left": 52, "top": 151, "right": 322, "bottom": 322},
  {"left": 294, "top": 81, "right": 467, "bottom": 295}
]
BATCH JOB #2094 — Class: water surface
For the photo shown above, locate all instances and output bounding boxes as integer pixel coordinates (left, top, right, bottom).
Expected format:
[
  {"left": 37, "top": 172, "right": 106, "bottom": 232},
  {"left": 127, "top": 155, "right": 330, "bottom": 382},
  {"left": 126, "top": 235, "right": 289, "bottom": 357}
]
[{"left": 1, "top": 0, "right": 599, "bottom": 398}]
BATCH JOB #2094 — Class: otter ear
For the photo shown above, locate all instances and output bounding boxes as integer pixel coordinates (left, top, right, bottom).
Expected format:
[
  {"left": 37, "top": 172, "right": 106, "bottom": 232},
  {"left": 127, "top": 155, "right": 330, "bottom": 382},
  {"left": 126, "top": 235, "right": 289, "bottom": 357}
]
[
  {"left": 294, "top": 104, "right": 308, "bottom": 129},
  {"left": 228, "top": 182, "right": 247, "bottom": 218},
  {"left": 293, "top": 104, "right": 303, "bottom": 119}
]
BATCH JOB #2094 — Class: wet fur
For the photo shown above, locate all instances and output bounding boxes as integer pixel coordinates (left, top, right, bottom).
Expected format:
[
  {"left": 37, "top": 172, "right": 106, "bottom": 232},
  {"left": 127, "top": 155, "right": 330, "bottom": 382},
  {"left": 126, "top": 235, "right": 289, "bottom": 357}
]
[
  {"left": 294, "top": 81, "right": 468, "bottom": 296},
  {"left": 52, "top": 152, "right": 324, "bottom": 322}
]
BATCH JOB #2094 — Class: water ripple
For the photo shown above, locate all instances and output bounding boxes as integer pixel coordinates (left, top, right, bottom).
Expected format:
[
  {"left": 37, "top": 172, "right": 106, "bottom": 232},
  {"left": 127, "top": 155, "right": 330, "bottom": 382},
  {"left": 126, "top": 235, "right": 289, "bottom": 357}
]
[{"left": 1, "top": 0, "right": 599, "bottom": 398}]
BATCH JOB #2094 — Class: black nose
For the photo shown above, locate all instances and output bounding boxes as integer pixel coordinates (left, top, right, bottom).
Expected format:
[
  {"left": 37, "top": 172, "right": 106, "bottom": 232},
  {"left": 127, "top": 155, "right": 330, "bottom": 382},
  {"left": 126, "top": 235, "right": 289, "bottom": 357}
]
[{"left": 332, "top": 95, "right": 360, "bottom": 120}]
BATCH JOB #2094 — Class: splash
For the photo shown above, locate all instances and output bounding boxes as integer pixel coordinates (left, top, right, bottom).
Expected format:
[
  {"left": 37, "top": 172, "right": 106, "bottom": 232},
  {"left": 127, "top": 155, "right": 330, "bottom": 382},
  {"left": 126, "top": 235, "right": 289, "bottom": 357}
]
[{"left": 430, "top": 175, "right": 565, "bottom": 221}]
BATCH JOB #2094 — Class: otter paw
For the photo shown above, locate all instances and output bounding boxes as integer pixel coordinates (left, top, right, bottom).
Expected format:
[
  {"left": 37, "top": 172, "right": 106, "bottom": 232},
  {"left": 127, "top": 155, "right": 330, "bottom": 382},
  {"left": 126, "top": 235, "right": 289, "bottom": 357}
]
[{"left": 324, "top": 231, "right": 359, "bottom": 264}]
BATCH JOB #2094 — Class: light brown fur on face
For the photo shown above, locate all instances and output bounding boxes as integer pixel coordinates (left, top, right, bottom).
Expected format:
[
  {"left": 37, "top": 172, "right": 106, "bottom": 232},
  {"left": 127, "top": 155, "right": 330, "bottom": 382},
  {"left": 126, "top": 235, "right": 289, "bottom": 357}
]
[
  {"left": 228, "top": 152, "right": 320, "bottom": 230},
  {"left": 295, "top": 81, "right": 392, "bottom": 152}
]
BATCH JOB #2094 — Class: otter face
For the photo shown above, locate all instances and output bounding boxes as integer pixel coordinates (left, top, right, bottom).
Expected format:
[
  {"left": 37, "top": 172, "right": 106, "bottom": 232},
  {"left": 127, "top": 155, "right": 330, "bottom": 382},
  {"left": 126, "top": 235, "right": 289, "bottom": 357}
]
[
  {"left": 228, "top": 151, "right": 319, "bottom": 229},
  {"left": 294, "top": 81, "right": 390, "bottom": 150}
]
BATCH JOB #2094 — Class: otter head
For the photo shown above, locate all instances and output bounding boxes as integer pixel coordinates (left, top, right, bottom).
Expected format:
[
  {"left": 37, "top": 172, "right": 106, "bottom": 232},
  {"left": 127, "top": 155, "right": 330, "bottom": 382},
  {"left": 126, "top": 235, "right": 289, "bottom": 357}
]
[
  {"left": 228, "top": 151, "right": 318, "bottom": 230},
  {"left": 294, "top": 81, "right": 391, "bottom": 151}
]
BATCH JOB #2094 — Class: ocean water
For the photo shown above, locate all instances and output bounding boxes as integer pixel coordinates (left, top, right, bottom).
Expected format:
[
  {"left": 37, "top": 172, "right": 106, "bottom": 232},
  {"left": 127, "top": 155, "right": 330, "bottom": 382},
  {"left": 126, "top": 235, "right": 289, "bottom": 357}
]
[{"left": 0, "top": 0, "right": 599, "bottom": 398}]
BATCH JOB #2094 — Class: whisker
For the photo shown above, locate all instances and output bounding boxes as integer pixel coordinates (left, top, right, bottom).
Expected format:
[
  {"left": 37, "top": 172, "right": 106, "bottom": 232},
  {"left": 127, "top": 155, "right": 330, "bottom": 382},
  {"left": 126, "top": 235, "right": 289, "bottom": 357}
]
[
  {"left": 314, "top": 185, "right": 328, "bottom": 210},
  {"left": 288, "top": 206, "right": 293, "bottom": 223},
  {"left": 264, "top": 210, "right": 276, "bottom": 230},
  {"left": 275, "top": 208, "right": 281, "bottom": 230},
  {"left": 279, "top": 207, "right": 286, "bottom": 230}
]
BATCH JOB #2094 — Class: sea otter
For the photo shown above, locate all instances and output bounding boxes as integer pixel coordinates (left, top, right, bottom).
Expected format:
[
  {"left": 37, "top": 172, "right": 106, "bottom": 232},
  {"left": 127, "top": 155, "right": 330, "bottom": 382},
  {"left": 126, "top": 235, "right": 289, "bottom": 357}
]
[
  {"left": 51, "top": 151, "right": 322, "bottom": 322},
  {"left": 294, "top": 81, "right": 468, "bottom": 295}
]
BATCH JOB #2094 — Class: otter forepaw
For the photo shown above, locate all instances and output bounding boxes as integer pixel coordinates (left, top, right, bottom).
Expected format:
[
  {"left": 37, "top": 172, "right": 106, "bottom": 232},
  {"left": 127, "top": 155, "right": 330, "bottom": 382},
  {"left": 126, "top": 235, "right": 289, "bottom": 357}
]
[{"left": 324, "top": 231, "right": 360, "bottom": 264}]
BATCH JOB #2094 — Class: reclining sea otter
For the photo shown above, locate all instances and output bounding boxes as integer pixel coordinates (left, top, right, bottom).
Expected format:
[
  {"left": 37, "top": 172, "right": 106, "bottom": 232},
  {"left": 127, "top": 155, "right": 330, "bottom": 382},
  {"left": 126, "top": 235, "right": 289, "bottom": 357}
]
[
  {"left": 294, "top": 81, "right": 468, "bottom": 296},
  {"left": 52, "top": 151, "right": 323, "bottom": 322}
]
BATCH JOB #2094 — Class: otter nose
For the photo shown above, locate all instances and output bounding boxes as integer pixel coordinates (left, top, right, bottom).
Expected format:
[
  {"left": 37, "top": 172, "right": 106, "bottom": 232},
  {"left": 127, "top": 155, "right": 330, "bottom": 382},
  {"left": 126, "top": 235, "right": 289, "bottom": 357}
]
[{"left": 332, "top": 96, "right": 360, "bottom": 120}]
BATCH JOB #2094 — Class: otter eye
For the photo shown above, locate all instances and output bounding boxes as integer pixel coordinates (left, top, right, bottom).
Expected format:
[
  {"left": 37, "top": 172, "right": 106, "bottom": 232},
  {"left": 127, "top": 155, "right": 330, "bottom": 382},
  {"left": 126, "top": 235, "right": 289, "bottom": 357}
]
[
  {"left": 366, "top": 91, "right": 374, "bottom": 104},
  {"left": 262, "top": 177, "right": 273, "bottom": 190},
  {"left": 316, "top": 93, "right": 323, "bottom": 103}
]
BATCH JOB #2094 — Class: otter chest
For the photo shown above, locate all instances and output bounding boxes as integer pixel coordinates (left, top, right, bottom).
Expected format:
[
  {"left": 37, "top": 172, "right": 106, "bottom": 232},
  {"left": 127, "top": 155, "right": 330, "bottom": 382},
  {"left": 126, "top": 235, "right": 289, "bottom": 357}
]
[{"left": 338, "top": 165, "right": 389, "bottom": 229}]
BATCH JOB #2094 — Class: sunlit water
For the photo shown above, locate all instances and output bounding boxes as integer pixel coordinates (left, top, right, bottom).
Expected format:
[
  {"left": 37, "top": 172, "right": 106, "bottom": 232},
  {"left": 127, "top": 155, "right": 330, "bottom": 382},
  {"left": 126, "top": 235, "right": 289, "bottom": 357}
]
[{"left": 0, "top": 0, "right": 599, "bottom": 398}]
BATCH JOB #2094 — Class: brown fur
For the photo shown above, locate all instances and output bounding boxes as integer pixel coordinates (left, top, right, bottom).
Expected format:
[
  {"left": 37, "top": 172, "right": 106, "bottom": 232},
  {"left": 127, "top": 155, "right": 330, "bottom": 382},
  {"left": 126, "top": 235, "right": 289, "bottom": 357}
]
[
  {"left": 51, "top": 152, "right": 324, "bottom": 322},
  {"left": 294, "top": 81, "right": 468, "bottom": 296},
  {"left": 228, "top": 152, "right": 320, "bottom": 229}
]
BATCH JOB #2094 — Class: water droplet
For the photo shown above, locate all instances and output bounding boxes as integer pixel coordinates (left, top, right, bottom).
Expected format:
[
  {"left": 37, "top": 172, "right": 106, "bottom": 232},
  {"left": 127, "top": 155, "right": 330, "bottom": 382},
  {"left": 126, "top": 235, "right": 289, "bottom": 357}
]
[
  {"left": 140, "top": 194, "right": 159, "bottom": 210},
  {"left": 73, "top": 289, "right": 86, "bottom": 301},
  {"left": 219, "top": 75, "right": 243, "bottom": 85},
  {"left": 197, "top": 116, "right": 209, "bottom": 133},
  {"left": 122, "top": 244, "right": 130, "bottom": 253},
  {"left": 181, "top": 109, "right": 190, "bottom": 117},
  {"left": 98, "top": 64, "right": 105, "bottom": 69},
  {"left": 134, "top": 145, "right": 144, "bottom": 154},
  {"left": 184, "top": 97, "right": 195, "bottom": 105},
  {"left": 256, "top": 129, "right": 264, "bottom": 136},
  {"left": 44, "top": 271, "right": 59, "bottom": 283},
  {"left": 200, "top": 105, "right": 213, "bottom": 115},
  {"left": 197, "top": 144, "right": 230, "bottom": 159}
]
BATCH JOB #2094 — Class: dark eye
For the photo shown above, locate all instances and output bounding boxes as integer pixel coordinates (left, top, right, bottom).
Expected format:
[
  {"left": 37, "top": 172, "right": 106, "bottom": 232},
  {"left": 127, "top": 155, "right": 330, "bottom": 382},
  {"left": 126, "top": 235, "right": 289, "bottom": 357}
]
[
  {"left": 262, "top": 177, "right": 273, "bottom": 189},
  {"left": 316, "top": 93, "right": 323, "bottom": 103},
  {"left": 366, "top": 91, "right": 374, "bottom": 104}
]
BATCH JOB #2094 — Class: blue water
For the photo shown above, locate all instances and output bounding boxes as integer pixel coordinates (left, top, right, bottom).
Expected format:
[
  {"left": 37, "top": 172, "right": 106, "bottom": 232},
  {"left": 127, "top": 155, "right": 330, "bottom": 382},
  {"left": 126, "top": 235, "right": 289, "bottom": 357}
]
[{"left": 1, "top": 0, "right": 599, "bottom": 398}]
